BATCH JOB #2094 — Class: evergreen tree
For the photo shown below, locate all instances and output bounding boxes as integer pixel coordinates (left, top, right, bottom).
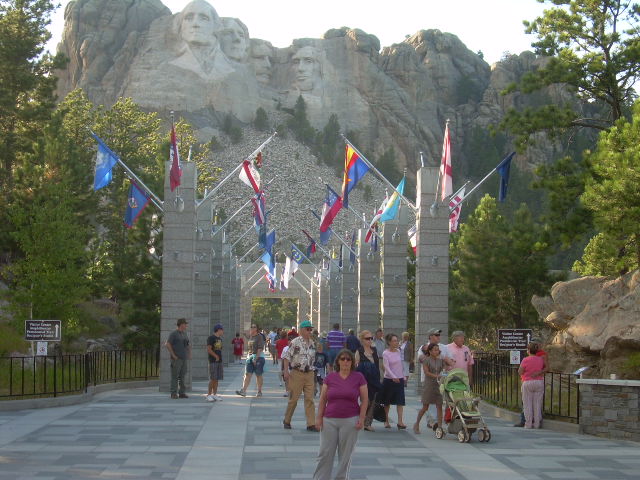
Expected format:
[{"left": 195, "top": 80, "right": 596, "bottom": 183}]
[
  {"left": 375, "top": 147, "right": 402, "bottom": 183},
  {"left": 287, "top": 96, "right": 316, "bottom": 145},
  {"left": 450, "top": 196, "right": 553, "bottom": 343},
  {"left": 254, "top": 107, "right": 269, "bottom": 132}
]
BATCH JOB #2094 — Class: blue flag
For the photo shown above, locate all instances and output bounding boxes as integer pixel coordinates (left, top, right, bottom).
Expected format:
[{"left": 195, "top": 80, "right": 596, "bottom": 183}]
[
  {"left": 92, "top": 133, "right": 119, "bottom": 191},
  {"left": 292, "top": 245, "right": 305, "bottom": 264},
  {"left": 265, "top": 229, "right": 276, "bottom": 255},
  {"left": 124, "top": 181, "right": 151, "bottom": 228},
  {"left": 497, "top": 152, "right": 515, "bottom": 202},
  {"left": 379, "top": 177, "right": 406, "bottom": 223}
]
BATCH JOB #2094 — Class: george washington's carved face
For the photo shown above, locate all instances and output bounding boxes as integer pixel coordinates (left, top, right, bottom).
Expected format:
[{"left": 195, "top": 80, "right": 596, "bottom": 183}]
[{"left": 179, "top": 0, "right": 219, "bottom": 47}]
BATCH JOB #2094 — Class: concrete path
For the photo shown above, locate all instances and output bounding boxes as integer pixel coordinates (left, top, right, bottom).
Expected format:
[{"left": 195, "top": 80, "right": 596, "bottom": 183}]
[{"left": 0, "top": 362, "right": 637, "bottom": 480}]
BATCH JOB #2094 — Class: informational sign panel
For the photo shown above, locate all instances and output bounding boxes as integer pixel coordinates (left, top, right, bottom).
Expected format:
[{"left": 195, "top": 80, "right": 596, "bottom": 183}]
[
  {"left": 497, "top": 329, "right": 532, "bottom": 351},
  {"left": 510, "top": 350, "right": 521, "bottom": 365},
  {"left": 25, "top": 320, "right": 62, "bottom": 342},
  {"left": 36, "top": 342, "right": 48, "bottom": 356}
]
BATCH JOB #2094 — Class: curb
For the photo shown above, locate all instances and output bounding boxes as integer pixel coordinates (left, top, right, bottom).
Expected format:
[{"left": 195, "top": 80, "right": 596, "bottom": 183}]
[{"left": 479, "top": 401, "right": 580, "bottom": 434}]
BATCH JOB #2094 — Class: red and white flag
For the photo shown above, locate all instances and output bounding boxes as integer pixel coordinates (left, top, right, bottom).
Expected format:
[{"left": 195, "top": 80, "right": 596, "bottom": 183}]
[
  {"left": 440, "top": 123, "right": 452, "bottom": 201},
  {"left": 448, "top": 187, "right": 466, "bottom": 233},
  {"left": 239, "top": 159, "right": 261, "bottom": 193},
  {"left": 365, "top": 194, "right": 388, "bottom": 243},
  {"left": 169, "top": 125, "right": 182, "bottom": 192},
  {"left": 408, "top": 224, "right": 417, "bottom": 254}
]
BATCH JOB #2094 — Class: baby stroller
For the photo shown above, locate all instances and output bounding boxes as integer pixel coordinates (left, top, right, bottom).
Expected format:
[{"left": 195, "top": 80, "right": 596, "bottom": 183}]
[{"left": 436, "top": 368, "right": 491, "bottom": 443}]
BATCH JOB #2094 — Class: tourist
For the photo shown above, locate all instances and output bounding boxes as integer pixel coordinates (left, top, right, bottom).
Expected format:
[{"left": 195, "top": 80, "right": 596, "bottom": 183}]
[
  {"left": 231, "top": 332, "right": 244, "bottom": 364},
  {"left": 236, "top": 324, "right": 265, "bottom": 397},
  {"left": 446, "top": 331, "right": 474, "bottom": 385},
  {"left": 313, "top": 348, "right": 368, "bottom": 480},
  {"left": 514, "top": 338, "right": 548, "bottom": 427},
  {"left": 165, "top": 318, "right": 191, "bottom": 399},
  {"left": 381, "top": 333, "right": 406, "bottom": 429},
  {"left": 282, "top": 320, "right": 318, "bottom": 431},
  {"left": 400, "top": 331, "right": 413, "bottom": 386},
  {"left": 268, "top": 327, "right": 278, "bottom": 365},
  {"left": 355, "top": 330, "right": 382, "bottom": 432},
  {"left": 345, "top": 329, "right": 361, "bottom": 353},
  {"left": 414, "top": 343, "right": 452, "bottom": 433},
  {"left": 416, "top": 328, "right": 448, "bottom": 427},
  {"left": 206, "top": 324, "right": 224, "bottom": 402},
  {"left": 326, "top": 323, "right": 346, "bottom": 371},
  {"left": 518, "top": 341, "right": 546, "bottom": 429},
  {"left": 276, "top": 331, "right": 289, "bottom": 385}
]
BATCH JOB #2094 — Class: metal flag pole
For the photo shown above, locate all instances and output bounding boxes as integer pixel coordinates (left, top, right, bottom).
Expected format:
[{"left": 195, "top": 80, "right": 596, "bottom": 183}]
[
  {"left": 452, "top": 153, "right": 515, "bottom": 211},
  {"left": 303, "top": 226, "right": 332, "bottom": 259},
  {"left": 197, "top": 132, "right": 277, "bottom": 210},
  {"left": 231, "top": 224, "right": 256, "bottom": 250},
  {"left": 242, "top": 256, "right": 262, "bottom": 277},
  {"left": 292, "top": 275, "right": 311, "bottom": 295},
  {"left": 246, "top": 263, "right": 268, "bottom": 286},
  {"left": 310, "top": 209, "right": 359, "bottom": 259},
  {"left": 448, "top": 180, "right": 471, "bottom": 214},
  {"left": 341, "top": 134, "right": 417, "bottom": 211},
  {"left": 211, "top": 175, "right": 277, "bottom": 238},
  {"left": 238, "top": 242, "right": 259, "bottom": 264},
  {"left": 246, "top": 272, "right": 268, "bottom": 295}
]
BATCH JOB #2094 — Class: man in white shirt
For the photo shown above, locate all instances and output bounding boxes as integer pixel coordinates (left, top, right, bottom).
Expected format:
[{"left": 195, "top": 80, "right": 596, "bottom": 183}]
[{"left": 416, "top": 328, "right": 448, "bottom": 428}]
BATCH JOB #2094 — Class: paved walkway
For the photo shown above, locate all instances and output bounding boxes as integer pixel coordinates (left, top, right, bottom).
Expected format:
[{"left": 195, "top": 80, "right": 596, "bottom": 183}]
[{"left": 0, "top": 362, "right": 638, "bottom": 480}]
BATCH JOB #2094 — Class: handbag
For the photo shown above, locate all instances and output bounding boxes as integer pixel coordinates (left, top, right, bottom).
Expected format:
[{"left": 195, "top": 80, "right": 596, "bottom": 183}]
[{"left": 373, "top": 402, "right": 386, "bottom": 422}]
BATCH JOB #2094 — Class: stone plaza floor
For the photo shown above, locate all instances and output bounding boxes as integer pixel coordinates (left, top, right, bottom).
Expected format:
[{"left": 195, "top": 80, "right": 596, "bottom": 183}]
[{"left": 1, "top": 361, "right": 638, "bottom": 480}]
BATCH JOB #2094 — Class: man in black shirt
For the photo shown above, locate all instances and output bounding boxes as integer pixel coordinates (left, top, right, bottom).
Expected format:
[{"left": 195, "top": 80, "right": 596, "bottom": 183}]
[
  {"left": 165, "top": 318, "right": 191, "bottom": 399},
  {"left": 206, "top": 324, "right": 224, "bottom": 402}
]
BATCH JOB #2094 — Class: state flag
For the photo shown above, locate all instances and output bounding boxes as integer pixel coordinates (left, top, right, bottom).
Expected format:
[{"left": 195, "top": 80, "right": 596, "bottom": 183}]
[
  {"left": 124, "top": 181, "right": 151, "bottom": 228},
  {"left": 91, "top": 133, "right": 119, "bottom": 191}
]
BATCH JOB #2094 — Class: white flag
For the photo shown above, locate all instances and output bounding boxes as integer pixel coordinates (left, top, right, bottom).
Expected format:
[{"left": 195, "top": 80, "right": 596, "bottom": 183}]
[{"left": 238, "top": 159, "right": 261, "bottom": 193}]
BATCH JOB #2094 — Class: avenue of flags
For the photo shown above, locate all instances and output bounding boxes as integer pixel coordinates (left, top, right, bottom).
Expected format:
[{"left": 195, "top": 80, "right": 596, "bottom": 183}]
[{"left": 89, "top": 117, "right": 519, "bottom": 295}]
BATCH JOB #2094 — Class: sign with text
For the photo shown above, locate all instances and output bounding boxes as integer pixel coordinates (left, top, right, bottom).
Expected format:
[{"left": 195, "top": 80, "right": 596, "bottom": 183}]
[
  {"left": 497, "top": 329, "right": 532, "bottom": 351},
  {"left": 25, "top": 320, "right": 62, "bottom": 342}
]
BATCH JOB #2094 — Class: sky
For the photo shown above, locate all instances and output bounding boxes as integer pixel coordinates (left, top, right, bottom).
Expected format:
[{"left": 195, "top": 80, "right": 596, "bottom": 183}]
[{"left": 46, "top": 0, "right": 549, "bottom": 65}]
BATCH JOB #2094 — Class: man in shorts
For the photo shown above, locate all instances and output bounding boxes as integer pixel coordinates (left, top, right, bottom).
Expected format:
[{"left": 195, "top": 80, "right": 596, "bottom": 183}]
[
  {"left": 206, "top": 324, "right": 224, "bottom": 402},
  {"left": 236, "top": 324, "right": 265, "bottom": 397}
]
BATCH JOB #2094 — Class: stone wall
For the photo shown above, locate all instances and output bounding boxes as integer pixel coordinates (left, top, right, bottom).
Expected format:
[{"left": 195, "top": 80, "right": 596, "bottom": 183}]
[{"left": 577, "top": 379, "right": 640, "bottom": 441}]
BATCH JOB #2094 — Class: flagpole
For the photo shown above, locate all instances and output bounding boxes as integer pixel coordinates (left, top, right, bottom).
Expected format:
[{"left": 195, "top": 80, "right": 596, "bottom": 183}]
[
  {"left": 448, "top": 180, "right": 471, "bottom": 213},
  {"left": 211, "top": 176, "right": 277, "bottom": 237},
  {"left": 310, "top": 210, "right": 359, "bottom": 258},
  {"left": 452, "top": 153, "right": 514, "bottom": 211},
  {"left": 242, "top": 256, "right": 262, "bottom": 277},
  {"left": 246, "top": 262, "right": 268, "bottom": 285},
  {"left": 238, "top": 242, "right": 259, "bottom": 264},
  {"left": 246, "top": 272, "right": 267, "bottom": 295},
  {"left": 291, "top": 275, "right": 311, "bottom": 296},
  {"left": 231, "top": 224, "right": 256, "bottom": 250},
  {"left": 197, "top": 132, "right": 277, "bottom": 210},
  {"left": 303, "top": 228, "right": 332, "bottom": 259},
  {"left": 341, "top": 135, "right": 417, "bottom": 211}
]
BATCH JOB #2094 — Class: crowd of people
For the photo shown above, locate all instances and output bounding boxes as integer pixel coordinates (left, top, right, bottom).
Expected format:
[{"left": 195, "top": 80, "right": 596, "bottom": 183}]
[{"left": 166, "top": 319, "right": 547, "bottom": 479}]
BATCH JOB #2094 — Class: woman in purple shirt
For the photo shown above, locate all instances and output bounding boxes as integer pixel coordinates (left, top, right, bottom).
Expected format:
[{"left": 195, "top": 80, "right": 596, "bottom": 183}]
[
  {"left": 382, "top": 333, "right": 407, "bottom": 429},
  {"left": 314, "top": 349, "right": 368, "bottom": 480}
]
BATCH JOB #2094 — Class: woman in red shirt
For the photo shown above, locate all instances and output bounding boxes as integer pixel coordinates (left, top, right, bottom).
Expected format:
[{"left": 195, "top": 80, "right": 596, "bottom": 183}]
[{"left": 518, "top": 342, "right": 546, "bottom": 429}]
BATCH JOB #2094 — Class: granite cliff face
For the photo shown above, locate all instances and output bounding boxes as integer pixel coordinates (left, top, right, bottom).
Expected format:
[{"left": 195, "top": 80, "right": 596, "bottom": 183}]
[{"left": 55, "top": 0, "right": 570, "bottom": 178}]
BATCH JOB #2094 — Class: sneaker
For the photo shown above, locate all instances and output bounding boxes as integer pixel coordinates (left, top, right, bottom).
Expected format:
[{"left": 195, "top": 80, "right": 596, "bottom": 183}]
[
  {"left": 283, "top": 392, "right": 289, "bottom": 397},
  {"left": 206, "top": 395, "right": 216, "bottom": 402},
  {"left": 256, "top": 391, "right": 262, "bottom": 397},
  {"left": 213, "top": 394, "right": 223, "bottom": 401},
  {"left": 283, "top": 421, "right": 292, "bottom": 430},
  {"left": 236, "top": 389, "right": 246, "bottom": 397}
]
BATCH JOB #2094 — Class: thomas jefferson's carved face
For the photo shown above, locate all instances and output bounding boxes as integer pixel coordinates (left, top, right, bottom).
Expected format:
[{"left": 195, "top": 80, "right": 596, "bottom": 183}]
[
  {"left": 292, "top": 46, "right": 319, "bottom": 92},
  {"left": 250, "top": 43, "right": 272, "bottom": 83},
  {"left": 180, "top": 1, "right": 217, "bottom": 47},
  {"left": 221, "top": 19, "right": 248, "bottom": 61}
]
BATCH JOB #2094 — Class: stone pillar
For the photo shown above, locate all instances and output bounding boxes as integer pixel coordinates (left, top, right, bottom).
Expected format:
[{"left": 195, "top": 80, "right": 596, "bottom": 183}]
[
  {"left": 209, "top": 229, "right": 224, "bottom": 366},
  {"left": 415, "top": 167, "right": 449, "bottom": 345},
  {"left": 317, "top": 268, "right": 330, "bottom": 333},
  {"left": 381, "top": 206, "right": 408, "bottom": 333},
  {"left": 160, "top": 162, "right": 197, "bottom": 392},
  {"left": 357, "top": 228, "right": 380, "bottom": 334},
  {"left": 221, "top": 242, "right": 233, "bottom": 366},
  {"left": 341, "top": 245, "right": 358, "bottom": 332},
  {"left": 191, "top": 198, "right": 214, "bottom": 380},
  {"left": 329, "top": 258, "right": 343, "bottom": 330},
  {"left": 310, "top": 273, "right": 319, "bottom": 330}
]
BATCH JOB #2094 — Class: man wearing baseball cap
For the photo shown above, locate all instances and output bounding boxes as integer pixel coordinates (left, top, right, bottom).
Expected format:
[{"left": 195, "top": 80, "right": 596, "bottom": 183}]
[
  {"left": 165, "top": 318, "right": 191, "bottom": 399},
  {"left": 206, "top": 324, "right": 224, "bottom": 402},
  {"left": 282, "top": 320, "right": 318, "bottom": 431}
]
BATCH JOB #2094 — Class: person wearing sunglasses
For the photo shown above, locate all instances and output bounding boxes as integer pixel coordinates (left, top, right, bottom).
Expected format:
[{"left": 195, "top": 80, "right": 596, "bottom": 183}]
[
  {"left": 314, "top": 348, "right": 368, "bottom": 480},
  {"left": 381, "top": 333, "right": 407, "bottom": 429},
  {"left": 354, "top": 330, "right": 383, "bottom": 431},
  {"left": 282, "top": 320, "right": 318, "bottom": 431}
]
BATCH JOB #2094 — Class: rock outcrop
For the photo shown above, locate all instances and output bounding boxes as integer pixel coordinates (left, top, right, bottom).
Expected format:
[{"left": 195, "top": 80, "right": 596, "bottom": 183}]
[
  {"left": 55, "top": 0, "right": 575, "bottom": 180},
  {"left": 532, "top": 271, "right": 640, "bottom": 378}
]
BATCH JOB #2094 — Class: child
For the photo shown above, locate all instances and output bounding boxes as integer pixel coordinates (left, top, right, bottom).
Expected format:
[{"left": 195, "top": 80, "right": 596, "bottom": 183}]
[
  {"left": 413, "top": 343, "right": 452, "bottom": 433},
  {"left": 231, "top": 333, "right": 244, "bottom": 364},
  {"left": 280, "top": 336, "right": 293, "bottom": 396},
  {"left": 313, "top": 342, "right": 328, "bottom": 396}
]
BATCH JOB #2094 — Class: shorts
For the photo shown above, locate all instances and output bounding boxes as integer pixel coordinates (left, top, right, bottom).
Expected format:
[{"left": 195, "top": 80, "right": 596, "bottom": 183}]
[
  {"left": 246, "top": 356, "right": 265, "bottom": 376},
  {"left": 209, "top": 362, "right": 223, "bottom": 380}
]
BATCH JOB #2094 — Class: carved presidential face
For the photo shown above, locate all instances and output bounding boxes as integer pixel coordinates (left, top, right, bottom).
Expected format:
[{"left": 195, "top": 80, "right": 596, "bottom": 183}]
[
  {"left": 291, "top": 46, "right": 320, "bottom": 92},
  {"left": 179, "top": 0, "right": 219, "bottom": 47},
  {"left": 250, "top": 42, "right": 273, "bottom": 84},
  {"left": 221, "top": 18, "right": 248, "bottom": 61}
]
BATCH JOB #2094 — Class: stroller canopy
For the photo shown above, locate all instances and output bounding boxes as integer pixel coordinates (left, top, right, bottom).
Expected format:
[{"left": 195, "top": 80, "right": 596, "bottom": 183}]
[{"left": 442, "top": 368, "right": 470, "bottom": 392}]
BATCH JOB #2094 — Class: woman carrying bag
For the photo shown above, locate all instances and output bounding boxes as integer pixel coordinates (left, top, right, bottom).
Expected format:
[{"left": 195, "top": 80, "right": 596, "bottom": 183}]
[{"left": 354, "top": 330, "right": 383, "bottom": 432}]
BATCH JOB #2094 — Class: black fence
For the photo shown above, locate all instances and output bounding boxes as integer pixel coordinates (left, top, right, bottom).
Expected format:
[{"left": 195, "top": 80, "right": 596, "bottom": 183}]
[
  {"left": 473, "top": 352, "right": 580, "bottom": 423},
  {"left": 0, "top": 349, "right": 159, "bottom": 400}
]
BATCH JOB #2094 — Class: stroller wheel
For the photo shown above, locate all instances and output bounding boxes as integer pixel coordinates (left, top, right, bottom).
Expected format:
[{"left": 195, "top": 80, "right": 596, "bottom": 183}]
[
  {"left": 483, "top": 429, "right": 491, "bottom": 442},
  {"left": 457, "top": 430, "right": 467, "bottom": 443},
  {"left": 478, "top": 429, "right": 486, "bottom": 442},
  {"left": 434, "top": 427, "right": 445, "bottom": 439}
]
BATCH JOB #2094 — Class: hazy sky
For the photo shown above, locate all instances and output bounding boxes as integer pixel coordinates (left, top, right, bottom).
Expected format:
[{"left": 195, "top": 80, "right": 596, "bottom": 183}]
[{"left": 46, "top": 0, "right": 549, "bottom": 64}]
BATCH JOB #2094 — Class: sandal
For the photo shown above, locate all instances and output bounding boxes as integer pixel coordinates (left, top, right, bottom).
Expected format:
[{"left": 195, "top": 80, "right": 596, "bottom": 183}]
[
  {"left": 364, "top": 426, "right": 375, "bottom": 432},
  {"left": 397, "top": 424, "right": 407, "bottom": 430},
  {"left": 384, "top": 423, "right": 391, "bottom": 429},
  {"left": 413, "top": 423, "right": 420, "bottom": 434}
]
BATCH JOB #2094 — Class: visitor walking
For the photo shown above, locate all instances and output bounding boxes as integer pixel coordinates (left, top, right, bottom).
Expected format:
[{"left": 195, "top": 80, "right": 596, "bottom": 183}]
[
  {"left": 206, "top": 324, "right": 224, "bottom": 402},
  {"left": 313, "top": 348, "right": 368, "bottom": 480},
  {"left": 236, "top": 324, "right": 265, "bottom": 397},
  {"left": 326, "top": 323, "right": 346, "bottom": 371},
  {"left": 381, "top": 333, "right": 406, "bottom": 429},
  {"left": 354, "top": 330, "right": 382, "bottom": 432},
  {"left": 519, "top": 341, "right": 546, "bottom": 429},
  {"left": 165, "top": 318, "right": 191, "bottom": 399},
  {"left": 414, "top": 343, "right": 452, "bottom": 433}
]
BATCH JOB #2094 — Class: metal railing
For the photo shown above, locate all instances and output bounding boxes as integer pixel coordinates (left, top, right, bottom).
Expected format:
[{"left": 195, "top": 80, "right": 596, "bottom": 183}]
[
  {"left": 0, "top": 349, "right": 159, "bottom": 400},
  {"left": 473, "top": 352, "right": 580, "bottom": 423}
]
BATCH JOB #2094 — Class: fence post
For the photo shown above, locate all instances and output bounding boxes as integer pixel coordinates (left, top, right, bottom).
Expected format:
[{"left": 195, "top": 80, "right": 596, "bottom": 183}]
[{"left": 53, "top": 355, "right": 57, "bottom": 398}]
